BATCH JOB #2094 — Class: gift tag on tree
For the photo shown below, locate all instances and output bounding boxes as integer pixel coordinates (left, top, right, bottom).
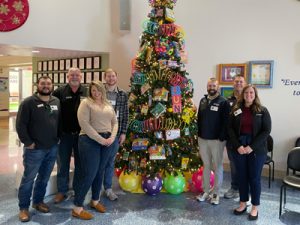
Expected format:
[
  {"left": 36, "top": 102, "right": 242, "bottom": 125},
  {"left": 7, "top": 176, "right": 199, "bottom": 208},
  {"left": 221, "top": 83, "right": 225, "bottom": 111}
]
[
  {"left": 132, "top": 138, "right": 149, "bottom": 150},
  {"left": 140, "top": 158, "right": 147, "bottom": 168},
  {"left": 141, "top": 83, "right": 151, "bottom": 94},
  {"left": 141, "top": 104, "right": 149, "bottom": 115},
  {"left": 165, "top": 8, "right": 175, "bottom": 22},
  {"left": 123, "top": 152, "right": 129, "bottom": 161},
  {"left": 165, "top": 129, "right": 181, "bottom": 140},
  {"left": 153, "top": 87, "right": 169, "bottom": 101},
  {"left": 149, "top": 145, "right": 166, "bottom": 160},
  {"left": 150, "top": 102, "right": 166, "bottom": 118},
  {"left": 154, "top": 131, "right": 163, "bottom": 139},
  {"left": 181, "top": 157, "right": 189, "bottom": 169}
]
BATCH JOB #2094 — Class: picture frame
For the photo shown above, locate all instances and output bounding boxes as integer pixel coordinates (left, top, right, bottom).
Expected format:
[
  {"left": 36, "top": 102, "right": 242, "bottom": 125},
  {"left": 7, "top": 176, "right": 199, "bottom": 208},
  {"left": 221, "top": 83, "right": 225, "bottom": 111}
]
[
  {"left": 59, "top": 59, "right": 65, "bottom": 71},
  {"left": 37, "top": 73, "right": 43, "bottom": 78},
  {"left": 72, "top": 58, "right": 78, "bottom": 68},
  {"left": 53, "top": 73, "right": 59, "bottom": 83},
  {"left": 93, "top": 56, "right": 101, "bottom": 69},
  {"left": 48, "top": 60, "right": 53, "bottom": 71},
  {"left": 86, "top": 57, "right": 92, "bottom": 69},
  {"left": 101, "top": 71, "right": 106, "bottom": 83},
  {"left": 53, "top": 60, "right": 59, "bottom": 71},
  {"left": 218, "top": 63, "right": 247, "bottom": 85},
  {"left": 80, "top": 72, "right": 85, "bottom": 83},
  {"left": 79, "top": 58, "right": 85, "bottom": 70},
  {"left": 85, "top": 72, "right": 92, "bottom": 83},
  {"left": 33, "top": 73, "right": 38, "bottom": 83},
  {"left": 248, "top": 60, "right": 274, "bottom": 88},
  {"left": 59, "top": 72, "right": 65, "bottom": 83},
  {"left": 42, "top": 61, "right": 48, "bottom": 71},
  {"left": 37, "top": 62, "right": 42, "bottom": 72},
  {"left": 33, "top": 85, "right": 37, "bottom": 93},
  {"left": 48, "top": 73, "right": 53, "bottom": 80},
  {"left": 93, "top": 71, "right": 100, "bottom": 81},
  {"left": 65, "top": 59, "right": 71, "bottom": 70},
  {"left": 220, "top": 87, "right": 234, "bottom": 98}
]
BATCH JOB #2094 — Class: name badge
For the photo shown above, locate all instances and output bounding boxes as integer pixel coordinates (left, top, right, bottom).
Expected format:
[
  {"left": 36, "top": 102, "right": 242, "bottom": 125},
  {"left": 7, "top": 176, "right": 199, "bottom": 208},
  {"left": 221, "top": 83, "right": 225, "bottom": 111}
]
[
  {"left": 234, "top": 108, "right": 242, "bottom": 116},
  {"left": 210, "top": 106, "right": 219, "bottom": 111},
  {"left": 230, "top": 102, "right": 233, "bottom": 106},
  {"left": 50, "top": 105, "right": 58, "bottom": 110},
  {"left": 66, "top": 96, "right": 72, "bottom": 99},
  {"left": 109, "top": 100, "right": 116, "bottom": 106},
  {"left": 37, "top": 104, "right": 44, "bottom": 108}
]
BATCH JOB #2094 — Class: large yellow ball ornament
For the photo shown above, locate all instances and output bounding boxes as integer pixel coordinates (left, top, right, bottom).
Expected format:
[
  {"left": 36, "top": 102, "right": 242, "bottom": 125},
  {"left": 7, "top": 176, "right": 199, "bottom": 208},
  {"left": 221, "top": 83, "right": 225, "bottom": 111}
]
[{"left": 119, "top": 171, "right": 142, "bottom": 192}]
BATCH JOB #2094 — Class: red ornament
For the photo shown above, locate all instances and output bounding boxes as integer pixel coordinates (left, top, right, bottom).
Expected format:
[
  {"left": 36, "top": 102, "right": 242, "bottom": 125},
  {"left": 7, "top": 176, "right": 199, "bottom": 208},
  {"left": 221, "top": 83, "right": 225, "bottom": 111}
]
[
  {"left": 0, "top": 0, "right": 29, "bottom": 32},
  {"left": 114, "top": 168, "right": 123, "bottom": 177}
]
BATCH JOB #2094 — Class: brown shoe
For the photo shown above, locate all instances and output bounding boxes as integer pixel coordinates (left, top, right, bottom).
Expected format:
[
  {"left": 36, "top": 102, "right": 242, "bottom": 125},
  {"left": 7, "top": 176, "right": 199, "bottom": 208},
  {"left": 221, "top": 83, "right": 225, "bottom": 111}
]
[
  {"left": 90, "top": 200, "right": 106, "bottom": 213},
  {"left": 19, "top": 209, "right": 30, "bottom": 222},
  {"left": 72, "top": 209, "right": 93, "bottom": 220},
  {"left": 32, "top": 202, "right": 50, "bottom": 213},
  {"left": 54, "top": 193, "right": 66, "bottom": 204}
]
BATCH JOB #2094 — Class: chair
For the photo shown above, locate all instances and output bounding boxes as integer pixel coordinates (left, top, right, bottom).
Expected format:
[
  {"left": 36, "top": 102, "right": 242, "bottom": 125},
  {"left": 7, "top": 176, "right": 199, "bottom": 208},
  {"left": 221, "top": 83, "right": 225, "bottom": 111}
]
[
  {"left": 264, "top": 135, "right": 274, "bottom": 188},
  {"left": 295, "top": 137, "right": 300, "bottom": 147},
  {"left": 279, "top": 147, "right": 300, "bottom": 217}
]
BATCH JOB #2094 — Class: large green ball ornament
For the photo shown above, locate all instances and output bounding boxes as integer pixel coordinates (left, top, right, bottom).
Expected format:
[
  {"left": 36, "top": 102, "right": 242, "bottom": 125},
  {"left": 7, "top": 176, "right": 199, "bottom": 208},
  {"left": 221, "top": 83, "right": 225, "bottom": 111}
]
[
  {"left": 163, "top": 172, "right": 186, "bottom": 194},
  {"left": 119, "top": 171, "right": 142, "bottom": 192}
]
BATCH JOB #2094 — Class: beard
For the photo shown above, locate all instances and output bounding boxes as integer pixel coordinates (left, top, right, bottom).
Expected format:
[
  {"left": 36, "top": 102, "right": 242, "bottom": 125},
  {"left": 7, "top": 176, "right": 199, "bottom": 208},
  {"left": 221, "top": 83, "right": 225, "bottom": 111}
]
[
  {"left": 37, "top": 88, "right": 51, "bottom": 96},
  {"left": 208, "top": 89, "right": 218, "bottom": 96}
]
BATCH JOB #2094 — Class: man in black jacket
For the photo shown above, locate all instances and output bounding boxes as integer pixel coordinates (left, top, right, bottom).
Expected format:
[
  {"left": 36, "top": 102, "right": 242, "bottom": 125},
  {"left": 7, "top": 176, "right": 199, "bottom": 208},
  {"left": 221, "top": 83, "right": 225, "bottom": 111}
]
[
  {"left": 16, "top": 76, "right": 60, "bottom": 222},
  {"left": 196, "top": 78, "right": 230, "bottom": 205},
  {"left": 52, "top": 67, "right": 87, "bottom": 204}
]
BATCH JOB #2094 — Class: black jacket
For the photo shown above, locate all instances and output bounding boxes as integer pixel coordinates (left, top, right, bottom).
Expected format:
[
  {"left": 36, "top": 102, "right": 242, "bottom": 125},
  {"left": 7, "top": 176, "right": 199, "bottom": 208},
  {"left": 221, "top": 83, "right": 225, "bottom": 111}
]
[
  {"left": 16, "top": 94, "right": 60, "bottom": 149},
  {"left": 228, "top": 106, "right": 272, "bottom": 155},
  {"left": 197, "top": 94, "right": 230, "bottom": 141}
]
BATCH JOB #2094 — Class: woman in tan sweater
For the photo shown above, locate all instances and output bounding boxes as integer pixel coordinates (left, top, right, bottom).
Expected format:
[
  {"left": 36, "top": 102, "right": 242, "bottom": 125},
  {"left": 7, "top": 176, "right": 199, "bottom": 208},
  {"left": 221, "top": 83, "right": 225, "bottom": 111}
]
[{"left": 72, "top": 81, "right": 118, "bottom": 220}]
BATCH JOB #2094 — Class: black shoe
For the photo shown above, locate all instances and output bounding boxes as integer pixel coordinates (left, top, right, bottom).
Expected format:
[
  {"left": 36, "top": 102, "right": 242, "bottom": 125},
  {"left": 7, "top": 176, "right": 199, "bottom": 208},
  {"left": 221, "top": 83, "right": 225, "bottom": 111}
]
[
  {"left": 233, "top": 207, "right": 247, "bottom": 215},
  {"left": 248, "top": 212, "right": 258, "bottom": 221}
]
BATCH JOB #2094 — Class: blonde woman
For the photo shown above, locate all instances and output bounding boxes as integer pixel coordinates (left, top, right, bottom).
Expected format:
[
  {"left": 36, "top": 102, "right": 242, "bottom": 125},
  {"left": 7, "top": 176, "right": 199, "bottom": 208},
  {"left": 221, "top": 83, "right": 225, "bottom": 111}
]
[{"left": 72, "top": 81, "right": 118, "bottom": 220}]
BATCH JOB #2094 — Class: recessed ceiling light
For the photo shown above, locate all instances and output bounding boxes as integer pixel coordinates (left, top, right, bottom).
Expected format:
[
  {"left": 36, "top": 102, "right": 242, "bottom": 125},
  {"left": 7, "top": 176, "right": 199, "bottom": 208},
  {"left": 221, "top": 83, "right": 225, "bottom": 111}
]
[{"left": 32, "top": 50, "right": 40, "bottom": 53}]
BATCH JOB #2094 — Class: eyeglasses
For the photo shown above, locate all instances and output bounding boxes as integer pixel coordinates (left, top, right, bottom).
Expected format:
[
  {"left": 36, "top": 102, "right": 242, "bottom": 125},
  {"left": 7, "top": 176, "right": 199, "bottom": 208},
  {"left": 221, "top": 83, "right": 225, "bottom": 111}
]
[{"left": 44, "top": 104, "right": 53, "bottom": 115}]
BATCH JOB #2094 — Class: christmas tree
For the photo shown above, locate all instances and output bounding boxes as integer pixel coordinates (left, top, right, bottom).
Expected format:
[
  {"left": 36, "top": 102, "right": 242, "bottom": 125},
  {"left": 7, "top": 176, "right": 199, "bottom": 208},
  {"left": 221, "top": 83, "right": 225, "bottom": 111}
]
[{"left": 116, "top": 0, "right": 201, "bottom": 178}]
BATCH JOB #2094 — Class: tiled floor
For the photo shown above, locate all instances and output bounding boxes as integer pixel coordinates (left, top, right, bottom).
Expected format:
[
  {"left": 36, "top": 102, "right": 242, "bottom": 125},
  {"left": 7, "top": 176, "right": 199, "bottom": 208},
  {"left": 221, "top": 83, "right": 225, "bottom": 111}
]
[{"left": 0, "top": 117, "right": 299, "bottom": 225}]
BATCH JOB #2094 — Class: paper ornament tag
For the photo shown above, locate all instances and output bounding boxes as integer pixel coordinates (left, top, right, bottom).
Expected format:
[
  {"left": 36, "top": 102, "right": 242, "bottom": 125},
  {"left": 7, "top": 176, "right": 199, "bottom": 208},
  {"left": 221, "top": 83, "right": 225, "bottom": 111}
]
[
  {"left": 165, "top": 8, "right": 175, "bottom": 22},
  {"left": 150, "top": 102, "right": 166, "bottom": 118},
  {"left": 132, "top": 138, "right": 149, "bottom": 150},
  {"left": 149, "top": 145, "right": 166, "bottom": 160},
  {"left": 154, "top": 131, "right": 163, "bottom": 139},
  {"left": 123, "top": 152, "right": 129, "bottom": 161},
  {"left": 140, "top": 158, "right": 147, "bottom": 168},
  {"left": 165, "top": 129, "right": 181, "bottom": 140},
  {"left": 181, "top": 157, "right": 189, "bottom": 169},
  {"left": 153, "top": 87, "right": 169, "bottom": 101},
  {"left": 141, "top": 104, "right": 149, "bottom": 115},
  {"left": 141, "top": 83, "right": 151, "bottom": 94}
]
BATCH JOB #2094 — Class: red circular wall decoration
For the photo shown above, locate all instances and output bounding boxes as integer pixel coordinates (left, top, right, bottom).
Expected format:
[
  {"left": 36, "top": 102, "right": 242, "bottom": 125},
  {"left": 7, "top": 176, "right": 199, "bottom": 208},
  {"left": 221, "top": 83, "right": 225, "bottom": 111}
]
[{"left": 0, "top": 0, "right": 29, "bottom": 32}]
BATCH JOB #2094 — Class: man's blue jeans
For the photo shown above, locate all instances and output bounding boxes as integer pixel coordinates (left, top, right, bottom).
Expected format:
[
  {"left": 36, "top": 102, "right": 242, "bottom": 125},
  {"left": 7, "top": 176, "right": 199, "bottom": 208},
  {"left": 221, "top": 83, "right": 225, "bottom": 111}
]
[
  {"left": 56, "top": 133, "right": 80, "bottom": 194},
  {"left": 74, "top": 135, "right": 118, "bottom": 207},
  {"left": 18, "top": 144, "right": 58, "bottom": 210},
  {"left": 103, "top": 137, "right": 119, "bottom": 190}
]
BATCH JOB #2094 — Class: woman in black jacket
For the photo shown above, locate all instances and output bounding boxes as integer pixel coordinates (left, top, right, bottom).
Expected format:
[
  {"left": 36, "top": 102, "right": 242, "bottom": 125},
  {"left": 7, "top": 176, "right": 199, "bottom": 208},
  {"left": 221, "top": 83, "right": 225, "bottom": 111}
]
[{"left": 228, "top": 84, "right": 271, "bottom": 221}]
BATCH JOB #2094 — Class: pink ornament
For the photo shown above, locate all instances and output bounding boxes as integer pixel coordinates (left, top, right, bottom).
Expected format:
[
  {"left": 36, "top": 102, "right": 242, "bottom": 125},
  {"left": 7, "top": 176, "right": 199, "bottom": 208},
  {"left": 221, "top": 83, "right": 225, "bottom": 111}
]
[{"left": 191, "top": 167, "right": 215, "bottom": 192}]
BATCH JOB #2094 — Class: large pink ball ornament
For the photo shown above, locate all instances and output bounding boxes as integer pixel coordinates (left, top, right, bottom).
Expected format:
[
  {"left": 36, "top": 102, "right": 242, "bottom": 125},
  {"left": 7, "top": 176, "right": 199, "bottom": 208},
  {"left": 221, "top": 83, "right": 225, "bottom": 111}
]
[{"left": 191, "top": 167, "right": 215, "bottom": 192}]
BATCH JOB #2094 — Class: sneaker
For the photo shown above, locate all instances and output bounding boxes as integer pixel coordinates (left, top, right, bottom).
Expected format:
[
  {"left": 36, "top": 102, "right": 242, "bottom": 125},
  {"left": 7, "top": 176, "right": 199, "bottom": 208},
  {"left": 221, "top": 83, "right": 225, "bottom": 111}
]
[
  {"left": 105, "top": 189, "right": 118, "bottom": 201},
  {"left": 211, "top": 194, "right": 220, "bottom": 205},
  {"left": 196, "top": 192, "right": 210, "bottom": 202},
  {"left": 224, "top": 188, "right": 239, "bottom": 199}
]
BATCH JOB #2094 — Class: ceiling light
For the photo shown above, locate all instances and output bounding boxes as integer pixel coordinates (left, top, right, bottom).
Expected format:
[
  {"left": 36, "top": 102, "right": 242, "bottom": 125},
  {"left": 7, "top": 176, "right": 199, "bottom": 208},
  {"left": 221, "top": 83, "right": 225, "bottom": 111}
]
[{"left": 32, "top": 50, "right": 40, "bottom": 53}]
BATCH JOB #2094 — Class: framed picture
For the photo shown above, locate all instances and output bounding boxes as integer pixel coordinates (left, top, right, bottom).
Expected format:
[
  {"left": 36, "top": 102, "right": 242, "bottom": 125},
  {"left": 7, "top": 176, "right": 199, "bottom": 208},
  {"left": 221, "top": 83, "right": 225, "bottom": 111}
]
[
  {"left": 93, "top": 56, "right": 101, "bottom": 69},
  {"left": 65, "top": 59, "right": 71, "bottom": 70},
  {"left": 79, "top": 58, "right": 85, "bottom": 70},
  {"left": 248, "top": 60, "right": 274, "bottom": 88},
  {"left": 42, "top": 61, "right": 48, "bottom": 71},
  {"left": 218, "top": 63, "right": 247, "bottom": 85},
  {"left": 59, "top": 59, "right": 65, "bottom": 71},
  {"left": 53, "top": 73, "right": 59, "bottom": 83},
  {"left": 48, "top": 73, "right": 53, "bottom": 80},
  {"left": 37, "top": 73, "right": 43, "bottom": 78},
  {"left": 86, "top": 57, "right": 92, "bottom": 69},
  {"left": 72, "top": 58, "right": 78, "bottom": 68},
  {"left": 33, "top": 85, "right": 37, "bottom": 93},
  {"left": 48, "top": 60, "right": 53, "bottom": 71},
  {"left": 33, "top": 74, "right": 38, "bottom": 83},
  {"left": 93, "top": 71, "right": 100, "bottom": 81},
  {"left": 53, "top": 60, "right": 59, "bottom": 71},
  {"left": 37, "top": 61, "right": 42, "bottom": 71},
  {"left": 80, "top": 72, "right": 85, "bottom": 83},
  {"left": 220, "top": 87, "right": 234, "bottom": 98},
  {"left": 101, "top": 71, "right": 106, "bottom": 83},
  {"left": 59, "top": 73, "right": 65, "bottom": 83},
  {"left": 85, "top": 72, "right": 92, "bottom": 83}
]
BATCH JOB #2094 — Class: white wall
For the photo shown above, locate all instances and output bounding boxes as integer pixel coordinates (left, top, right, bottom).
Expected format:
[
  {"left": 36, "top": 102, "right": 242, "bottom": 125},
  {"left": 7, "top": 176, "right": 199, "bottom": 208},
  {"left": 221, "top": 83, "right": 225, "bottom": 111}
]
[{"left": 1, "top": 0, "right": 300, "bottom": 171}]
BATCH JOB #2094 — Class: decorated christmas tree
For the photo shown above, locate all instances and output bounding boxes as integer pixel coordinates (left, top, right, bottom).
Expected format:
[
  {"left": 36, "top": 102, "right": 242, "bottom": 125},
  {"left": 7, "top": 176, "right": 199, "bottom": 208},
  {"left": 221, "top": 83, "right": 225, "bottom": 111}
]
[{"left": 116, "top": 0, "right": 201, "bottom": 181}]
